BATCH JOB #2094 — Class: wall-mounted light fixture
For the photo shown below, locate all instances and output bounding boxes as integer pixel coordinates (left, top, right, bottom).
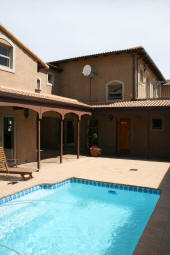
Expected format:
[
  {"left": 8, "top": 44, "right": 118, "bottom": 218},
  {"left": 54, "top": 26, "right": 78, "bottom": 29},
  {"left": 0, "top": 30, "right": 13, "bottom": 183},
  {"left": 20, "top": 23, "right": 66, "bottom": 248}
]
[{"left": 24, "top": 109, "right": 29, "bottom": 119}]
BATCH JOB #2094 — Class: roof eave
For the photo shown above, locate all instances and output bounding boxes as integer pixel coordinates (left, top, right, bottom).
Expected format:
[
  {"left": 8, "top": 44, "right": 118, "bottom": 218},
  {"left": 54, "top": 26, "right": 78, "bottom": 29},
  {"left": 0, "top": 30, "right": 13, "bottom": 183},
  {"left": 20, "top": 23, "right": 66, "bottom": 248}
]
[
  {"left": 0, "top": 90, "right": 92, "bottom": 110},
  {"left": 0, "top": 24, "right": 49, "bottom": 70},
  {"left": 48, "top": 46, "right": 165, "bottom": 82}
]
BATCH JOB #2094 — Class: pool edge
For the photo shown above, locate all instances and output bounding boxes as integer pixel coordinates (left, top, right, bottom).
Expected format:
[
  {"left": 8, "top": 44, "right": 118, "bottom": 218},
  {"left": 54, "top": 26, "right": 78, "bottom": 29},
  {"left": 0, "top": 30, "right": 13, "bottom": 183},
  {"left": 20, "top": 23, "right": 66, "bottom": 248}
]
[{"left": 0, "top": 177, "right": 161, "bottom": 206}]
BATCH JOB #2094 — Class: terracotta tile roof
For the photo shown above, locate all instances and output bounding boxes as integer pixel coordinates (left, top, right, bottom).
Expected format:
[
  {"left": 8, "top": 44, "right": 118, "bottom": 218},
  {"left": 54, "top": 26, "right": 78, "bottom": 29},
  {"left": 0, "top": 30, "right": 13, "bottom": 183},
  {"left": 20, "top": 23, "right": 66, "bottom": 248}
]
[
  {"left": 1, "top": 85, "right": 170, "bottom": 110},
  {"left": 92, "top": 99, "right": 170, "bottom": 109},
  {"left": 0, "top": 86, "right": 91, "bottom": 108},
  {"left": 0, "top": 24, "right": 49, "bottom": 69},
  {"left": 49, "top": 46, "right": 165, "bottom": 81}
]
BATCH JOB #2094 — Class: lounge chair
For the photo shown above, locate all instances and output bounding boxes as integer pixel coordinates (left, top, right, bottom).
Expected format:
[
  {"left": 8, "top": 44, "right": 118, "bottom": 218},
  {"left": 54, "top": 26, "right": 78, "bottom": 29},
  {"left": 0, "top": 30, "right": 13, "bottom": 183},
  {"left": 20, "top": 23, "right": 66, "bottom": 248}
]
[{"left": 0, "top": 147, "right": 33, "bottom": 180}]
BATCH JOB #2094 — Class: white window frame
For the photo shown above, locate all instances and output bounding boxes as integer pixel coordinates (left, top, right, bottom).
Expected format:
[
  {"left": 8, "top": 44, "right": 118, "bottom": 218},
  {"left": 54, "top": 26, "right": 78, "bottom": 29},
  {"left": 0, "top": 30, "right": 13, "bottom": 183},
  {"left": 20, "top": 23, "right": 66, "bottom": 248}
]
[
  {"left": 0, "top": 34, "right": 15, "bottom": 73},
  {"left": 36, "top": 77, "right": 42, "bottom": 91},
  {"left": 47, "top": 72, "right": 55, "bottom": 86},
  {"left": 0, "top": 45, "right": 10, "bottom": 66},
  {"left": 106, "top": 80, "right": 124, "bottom": 102}
]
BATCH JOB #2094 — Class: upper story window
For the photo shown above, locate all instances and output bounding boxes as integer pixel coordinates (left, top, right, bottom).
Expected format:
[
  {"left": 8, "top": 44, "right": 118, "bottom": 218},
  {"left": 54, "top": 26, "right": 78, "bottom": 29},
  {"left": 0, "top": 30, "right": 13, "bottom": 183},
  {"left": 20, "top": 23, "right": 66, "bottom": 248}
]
[
  {"left": 140, "top": 69, "right": 144, "bottom": 84},
  {"left": 0, "top": 45, "right": 10, "bottom": 67},
  {"left": 0, "top": 35, "right": 15, "bottom": 73},
  {"left": 106, "top": 80, "right": 124, "bottom": 101},
  {"left": 36, "top": 78, "right": 41, "bottom": 92},
  {"left": 153, "top": 80, "right": 161, "bottom": 98},
  {"left": 146, "top": 77, "right": 150, "bottom": 98},
  {"left": 47, "top": 72, "right": 55, "bottom": 86}
]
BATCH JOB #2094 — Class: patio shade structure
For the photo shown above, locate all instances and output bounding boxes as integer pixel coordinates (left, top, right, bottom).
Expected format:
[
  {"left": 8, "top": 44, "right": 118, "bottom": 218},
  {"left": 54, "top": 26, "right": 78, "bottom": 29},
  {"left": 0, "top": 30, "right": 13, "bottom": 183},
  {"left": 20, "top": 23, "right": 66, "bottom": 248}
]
[{"left": 0, "top": 87, "right": 92, "bottom": 169}]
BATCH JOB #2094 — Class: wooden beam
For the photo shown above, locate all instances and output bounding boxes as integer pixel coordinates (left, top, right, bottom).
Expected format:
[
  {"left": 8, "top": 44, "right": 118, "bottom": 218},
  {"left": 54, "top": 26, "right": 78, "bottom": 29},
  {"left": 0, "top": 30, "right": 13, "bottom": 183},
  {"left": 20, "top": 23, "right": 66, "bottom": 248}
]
[
  {"left": 37, "top": 115, "right": 41, "bottom": 170},
  {"left": 146, "top": 115, "right": 150, "bottom": 159},
  {"left": 77, "top": 117, "right": 80, "bottom": 159},
  {"left": 60, "top": 118, "right": 63, "bottom": 163},
  {"left": 115, "top": 117, "right": 119, "bottom": 154}
]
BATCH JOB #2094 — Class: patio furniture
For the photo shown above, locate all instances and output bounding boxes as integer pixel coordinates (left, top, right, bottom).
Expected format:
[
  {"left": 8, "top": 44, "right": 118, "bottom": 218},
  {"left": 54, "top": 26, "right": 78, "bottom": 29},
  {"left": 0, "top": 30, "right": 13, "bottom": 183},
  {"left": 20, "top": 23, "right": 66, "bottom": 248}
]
[{"left": 0, "top": 147, "right": 33, "bottom": 180}]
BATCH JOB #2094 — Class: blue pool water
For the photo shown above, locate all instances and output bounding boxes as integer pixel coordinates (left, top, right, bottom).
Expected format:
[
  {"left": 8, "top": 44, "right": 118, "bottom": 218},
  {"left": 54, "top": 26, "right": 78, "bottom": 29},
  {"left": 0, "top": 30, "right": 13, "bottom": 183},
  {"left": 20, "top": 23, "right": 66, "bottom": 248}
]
[{"left": 0, "top": 180, "right": 160, "bottom": 255}]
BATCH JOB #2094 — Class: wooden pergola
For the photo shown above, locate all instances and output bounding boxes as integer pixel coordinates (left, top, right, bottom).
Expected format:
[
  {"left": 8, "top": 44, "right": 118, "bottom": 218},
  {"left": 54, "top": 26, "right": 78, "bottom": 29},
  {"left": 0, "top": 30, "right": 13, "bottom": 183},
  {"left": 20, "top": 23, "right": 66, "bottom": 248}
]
[{"left": 0, "top": 91, "right": 92, "bottom": 169}]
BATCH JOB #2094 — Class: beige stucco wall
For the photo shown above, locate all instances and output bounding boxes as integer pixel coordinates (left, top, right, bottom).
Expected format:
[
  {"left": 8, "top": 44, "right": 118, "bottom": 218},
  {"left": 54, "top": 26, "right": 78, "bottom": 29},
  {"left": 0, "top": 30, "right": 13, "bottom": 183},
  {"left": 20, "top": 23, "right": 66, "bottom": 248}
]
[
  {"left": 161, "top": 85, "right": 170, "bottom": 97},
  {"left": 137, "top": 58, "right": 159, "bottom": 99},
  {"left": 131, "top": 115, "right": 147, "bottom": 156},
  {"left": 0, "top": 107, "right": 37, "bottom": 163},
  {"left": 0, "top": 29, "right": 56, "bottom": 95},
  {"left": 94, "top": 112, "right": 116, "bottom": 154},
  {"left": 149, "top": 114, "right": 170, "bottom": 158},
  {"left": 38, "top": 69, "right": 59, "bottom": 95},
  {"left": 55, "top": 54, "right": 133, "bottom": 103},
  {"left": 94, "top": 111, "right": 170, "bottom": 159}
]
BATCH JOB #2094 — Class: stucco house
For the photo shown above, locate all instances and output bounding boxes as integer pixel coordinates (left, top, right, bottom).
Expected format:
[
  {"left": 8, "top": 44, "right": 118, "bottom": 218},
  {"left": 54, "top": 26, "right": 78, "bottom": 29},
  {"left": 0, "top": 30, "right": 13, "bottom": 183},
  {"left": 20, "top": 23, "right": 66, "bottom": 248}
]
[{"left": 0, "top": 24, "right": 170, "bottom": 169}]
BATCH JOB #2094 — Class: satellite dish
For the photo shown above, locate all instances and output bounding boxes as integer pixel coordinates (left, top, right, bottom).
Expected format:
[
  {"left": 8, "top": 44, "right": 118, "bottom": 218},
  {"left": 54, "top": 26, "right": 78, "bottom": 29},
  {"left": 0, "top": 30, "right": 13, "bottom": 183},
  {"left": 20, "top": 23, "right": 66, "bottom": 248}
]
[{"left": 82, "top": 65, "right": 97, "bottom": 78}]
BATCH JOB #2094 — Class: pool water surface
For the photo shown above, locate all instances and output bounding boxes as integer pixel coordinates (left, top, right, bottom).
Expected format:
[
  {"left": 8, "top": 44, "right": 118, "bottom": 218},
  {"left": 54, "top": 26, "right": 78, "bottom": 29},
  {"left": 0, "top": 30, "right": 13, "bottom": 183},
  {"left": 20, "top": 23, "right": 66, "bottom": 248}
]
[{"left": 0, "top": 179, "right": 160, "bottom": 255}]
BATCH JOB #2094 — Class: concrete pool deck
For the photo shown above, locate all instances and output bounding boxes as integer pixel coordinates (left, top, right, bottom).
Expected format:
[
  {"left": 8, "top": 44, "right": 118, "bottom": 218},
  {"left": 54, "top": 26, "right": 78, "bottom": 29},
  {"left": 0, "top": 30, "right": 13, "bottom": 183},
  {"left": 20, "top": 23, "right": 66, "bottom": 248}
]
[{"left": 0, "top": 156, "right": 170, "bottom": 255}]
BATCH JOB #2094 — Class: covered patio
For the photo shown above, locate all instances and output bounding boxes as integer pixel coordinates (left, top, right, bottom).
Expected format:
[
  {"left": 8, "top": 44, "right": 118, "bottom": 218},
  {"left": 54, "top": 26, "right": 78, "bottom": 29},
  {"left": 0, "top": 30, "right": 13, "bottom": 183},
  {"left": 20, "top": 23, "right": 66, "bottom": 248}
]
[{"left": 0, "top": 86, "right": 92, "bottom": 170}]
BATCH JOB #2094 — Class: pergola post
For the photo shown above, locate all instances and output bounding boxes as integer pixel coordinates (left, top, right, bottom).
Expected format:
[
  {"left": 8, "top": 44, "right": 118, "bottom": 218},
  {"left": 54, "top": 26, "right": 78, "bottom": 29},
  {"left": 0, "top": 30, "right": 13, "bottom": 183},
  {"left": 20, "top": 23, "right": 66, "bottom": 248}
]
[
  {"left": 115, "top": 116, "right": 119, "bottom": 155},
  {"left": 60, "top": 117, "right": 63, "bottom": 163},
  {"left": 37, "top": 114, "right": 41, "bottom": 170},
  {"left": 77, "top": 116, "right": 80, "bottom": 159},
  {"left": 146, "top": 114, "right": 150, "bottom": 159}
]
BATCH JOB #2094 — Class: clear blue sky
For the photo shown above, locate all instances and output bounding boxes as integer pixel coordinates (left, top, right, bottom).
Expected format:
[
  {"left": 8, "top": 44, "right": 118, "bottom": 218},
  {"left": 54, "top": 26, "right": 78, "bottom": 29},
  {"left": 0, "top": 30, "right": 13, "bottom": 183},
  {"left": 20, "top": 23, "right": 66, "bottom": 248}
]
[{"left": 1, "top": 0, "right": 170, "bottom": 79}]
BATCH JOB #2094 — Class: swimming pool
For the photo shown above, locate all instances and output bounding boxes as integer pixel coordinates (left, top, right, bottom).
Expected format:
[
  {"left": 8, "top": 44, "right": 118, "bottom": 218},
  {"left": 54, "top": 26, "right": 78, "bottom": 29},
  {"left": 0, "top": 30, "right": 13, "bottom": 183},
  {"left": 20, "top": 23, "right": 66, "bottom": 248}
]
[{"left": 0, "top": 178, "right": 160, "bottom": 255}]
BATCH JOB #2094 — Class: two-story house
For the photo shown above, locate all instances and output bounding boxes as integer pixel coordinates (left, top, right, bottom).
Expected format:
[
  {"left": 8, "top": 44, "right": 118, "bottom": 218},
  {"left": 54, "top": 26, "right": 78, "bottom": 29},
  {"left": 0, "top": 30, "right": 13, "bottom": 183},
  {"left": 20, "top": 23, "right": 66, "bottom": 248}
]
[
  {"left": 0, "top": 24, "right": 170, "bottom": 169},
  {"left": 49, "top": 47, "right": 170, "bottom": 159},
  {"left": 0, "top": 24, "right": 91, "bottom": 169}
]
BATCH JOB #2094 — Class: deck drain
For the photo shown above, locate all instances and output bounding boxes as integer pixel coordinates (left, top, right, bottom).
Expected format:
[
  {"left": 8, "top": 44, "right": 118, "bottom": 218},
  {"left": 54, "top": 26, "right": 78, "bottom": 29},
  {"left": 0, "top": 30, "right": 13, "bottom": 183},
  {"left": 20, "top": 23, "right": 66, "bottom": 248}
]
[
  {"left": 8, "top": 181, "right": 18, "bottom": 185},
  {"left": 129, "top": 169, "right": 138, "bottom": 171}
]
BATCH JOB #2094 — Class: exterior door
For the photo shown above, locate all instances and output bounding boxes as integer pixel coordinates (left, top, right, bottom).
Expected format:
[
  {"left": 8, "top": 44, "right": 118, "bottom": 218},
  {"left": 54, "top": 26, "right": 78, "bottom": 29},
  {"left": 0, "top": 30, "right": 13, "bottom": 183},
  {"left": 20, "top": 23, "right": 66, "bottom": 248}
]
[
  {"left": 0, "top": 117, "right": 16, "bottom": 159},
  {"left": 119, "top": 118, "right": 130, "bottom": 154}
]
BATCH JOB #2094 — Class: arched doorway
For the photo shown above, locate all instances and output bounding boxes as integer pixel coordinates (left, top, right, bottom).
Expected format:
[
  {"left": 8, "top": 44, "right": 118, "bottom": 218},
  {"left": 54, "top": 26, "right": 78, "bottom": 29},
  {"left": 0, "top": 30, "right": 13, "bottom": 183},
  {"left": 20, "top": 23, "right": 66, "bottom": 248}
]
[
  {"left": 41, "top": 111, "right": 61, "bottom": 160},
  {"left": 63, "top": 112, "right": 78, "bottom": 154}
]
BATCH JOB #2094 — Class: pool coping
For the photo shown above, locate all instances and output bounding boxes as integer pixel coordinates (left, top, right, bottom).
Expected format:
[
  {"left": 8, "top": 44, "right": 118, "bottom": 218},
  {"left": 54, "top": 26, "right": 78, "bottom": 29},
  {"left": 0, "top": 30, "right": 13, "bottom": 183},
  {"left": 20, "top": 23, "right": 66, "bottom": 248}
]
[
  {"left": 0, "top": 176, "right": 167, "bottom": 255},
  {"left": 0, "top": 176, "right": 161, "bottom": 205}
]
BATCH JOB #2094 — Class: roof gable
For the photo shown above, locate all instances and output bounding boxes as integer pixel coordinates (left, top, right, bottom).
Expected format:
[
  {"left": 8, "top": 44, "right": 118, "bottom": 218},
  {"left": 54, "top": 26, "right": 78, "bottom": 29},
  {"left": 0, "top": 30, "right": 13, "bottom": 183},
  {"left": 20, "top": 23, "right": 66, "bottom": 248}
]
[{"left": 0, "top": 24, "right": 49, "bottom": 69}]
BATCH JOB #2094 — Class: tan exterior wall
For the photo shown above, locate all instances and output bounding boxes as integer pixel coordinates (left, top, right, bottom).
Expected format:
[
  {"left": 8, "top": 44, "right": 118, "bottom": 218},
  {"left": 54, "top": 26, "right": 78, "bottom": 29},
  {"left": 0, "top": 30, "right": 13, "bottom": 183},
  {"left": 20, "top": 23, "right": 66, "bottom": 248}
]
[
  {"left": 161, "top": 85, "right": 170, "bottom": 97},
  {"left": 38, "top": 69, "right": 60, "bottom": 95},
  {"left": 56, "top": 54, "right": 133, "bottom": 103},
  {"left": 149, "top": 114, "right": 170, "bottom": 158},
  {"left": 0, "top": 29, "right": 57, "bottom": 95},
  {"left": 95, "top": 112, "right": 116, "bottom": 154},
  {"left": 137, "top": 58, "right": 160, "bottom": 99},
  {"left": 131, "top": 115, "right": 147, "bottom": 156},
  {"left": 95, "top": 111, "right": 170, "bottom": 159},
  {"left": 0, "top": 107, "right": 37, "bottom": 163}
]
